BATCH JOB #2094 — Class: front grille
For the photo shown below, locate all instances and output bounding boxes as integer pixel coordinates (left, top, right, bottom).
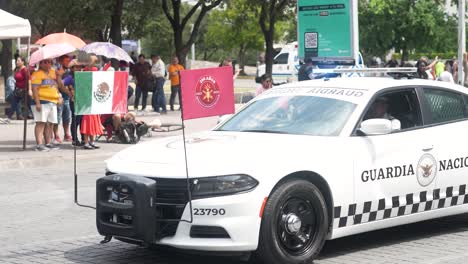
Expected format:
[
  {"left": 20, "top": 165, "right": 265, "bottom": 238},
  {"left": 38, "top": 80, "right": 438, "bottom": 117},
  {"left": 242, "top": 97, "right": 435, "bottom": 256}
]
[
  {"left": 151, "top": 178, "right": 190, "bottom": 238},
  {"left": 154, "top": 178, "right": 190, "bottom": 204}
]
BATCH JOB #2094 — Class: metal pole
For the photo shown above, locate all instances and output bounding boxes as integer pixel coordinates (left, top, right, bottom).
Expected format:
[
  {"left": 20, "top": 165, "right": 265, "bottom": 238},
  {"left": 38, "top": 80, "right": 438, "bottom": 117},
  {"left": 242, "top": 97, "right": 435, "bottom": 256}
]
[
  {"left": 23, "top": 38, "right": 30, "bottom": 150},
  {"left": 179, "top": 75, "right": 193, "bottom": 224},
  {"left": 352, "top": 0, "right": 359, "bottom": 66},
  {"left": 458, "top": 0, "right": 465, "bottom": 85},
  {"left": 191, "top": 24, "right": 195, "bottom": 61}
]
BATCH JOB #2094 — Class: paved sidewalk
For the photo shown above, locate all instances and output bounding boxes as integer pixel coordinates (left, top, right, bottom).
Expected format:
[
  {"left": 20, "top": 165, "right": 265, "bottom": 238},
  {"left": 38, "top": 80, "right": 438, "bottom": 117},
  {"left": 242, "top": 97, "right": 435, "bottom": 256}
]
[
  {"left": 0, "top": 109, "right": 219, "bottom": 170},
  {"left": 0, "top": 214, "right": 467, "bottom": 264}
]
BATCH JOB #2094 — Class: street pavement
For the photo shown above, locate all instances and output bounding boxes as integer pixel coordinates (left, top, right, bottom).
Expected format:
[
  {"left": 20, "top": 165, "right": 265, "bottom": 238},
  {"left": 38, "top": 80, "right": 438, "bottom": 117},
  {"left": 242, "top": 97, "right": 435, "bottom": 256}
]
[{"left": 1, "top": 109, "right": 468, "bottom": 263}]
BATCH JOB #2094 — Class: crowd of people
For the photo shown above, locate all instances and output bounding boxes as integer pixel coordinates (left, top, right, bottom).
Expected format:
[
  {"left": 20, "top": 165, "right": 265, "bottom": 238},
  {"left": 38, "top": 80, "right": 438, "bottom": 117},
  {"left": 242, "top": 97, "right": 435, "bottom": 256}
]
[
  {"left": 4, "top": 52, "right": 180, "bottom": 152},
  {"left": 382, "top": 53, "right": 468, "bottom": 85}
]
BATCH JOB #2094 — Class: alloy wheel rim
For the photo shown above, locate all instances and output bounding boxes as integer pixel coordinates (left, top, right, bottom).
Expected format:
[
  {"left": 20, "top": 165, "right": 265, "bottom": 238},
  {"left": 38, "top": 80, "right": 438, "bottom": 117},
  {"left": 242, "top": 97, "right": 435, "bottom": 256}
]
[{"left": 276, "top": 196, "right": 317, "bottom": 255}]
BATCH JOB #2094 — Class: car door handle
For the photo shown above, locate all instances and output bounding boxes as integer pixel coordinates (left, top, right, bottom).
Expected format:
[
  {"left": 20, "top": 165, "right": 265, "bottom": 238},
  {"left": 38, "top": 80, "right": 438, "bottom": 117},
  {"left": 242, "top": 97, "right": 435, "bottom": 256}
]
[{"left": 422, "top": 145, "right": 434, "bottom": 151}]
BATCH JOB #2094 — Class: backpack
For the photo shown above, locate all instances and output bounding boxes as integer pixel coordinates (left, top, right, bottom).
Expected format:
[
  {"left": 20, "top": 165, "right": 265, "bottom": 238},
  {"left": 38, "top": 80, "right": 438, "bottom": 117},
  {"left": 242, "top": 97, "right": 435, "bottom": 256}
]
[{"left": 118, "top": 121, "right": 149, "bottom": 144}]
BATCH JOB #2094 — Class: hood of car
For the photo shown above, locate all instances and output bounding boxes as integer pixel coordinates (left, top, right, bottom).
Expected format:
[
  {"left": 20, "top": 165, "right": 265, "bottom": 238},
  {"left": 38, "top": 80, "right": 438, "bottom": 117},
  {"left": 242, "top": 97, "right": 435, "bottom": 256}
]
[{"left": 105, "top": 130, "right": 339, "bottom": 179}]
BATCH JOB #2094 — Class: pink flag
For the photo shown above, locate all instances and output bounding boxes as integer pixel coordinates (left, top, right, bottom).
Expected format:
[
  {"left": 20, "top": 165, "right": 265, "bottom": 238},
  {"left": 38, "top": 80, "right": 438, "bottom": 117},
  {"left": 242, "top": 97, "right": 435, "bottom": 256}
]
[{"left": 180, "top": 66, "right": 235, "bottom": 120}]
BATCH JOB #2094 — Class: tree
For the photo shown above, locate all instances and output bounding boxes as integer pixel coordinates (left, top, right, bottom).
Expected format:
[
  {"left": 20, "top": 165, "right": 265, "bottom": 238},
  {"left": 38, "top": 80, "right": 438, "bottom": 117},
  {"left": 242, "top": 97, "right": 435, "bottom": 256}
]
[
  {"left": 202, "top": 0, "right": 264, "bottom": 73},
  {"left": 161, "top": 0, "right": 223, "bottom": 67},
  {"left": 253, "top": 0, "right": 294, "bottom": 76},
  {"left": 9, "top": 0, "right": 111, "bottom": 40},
  {"left": 109, "top": 0, "right": 124, "bottom": 47},
  {"left": 359, "top": 0, "right": 458, "bottom": 63},
  {"left": 194, "top": 12, "right": 225, "bottom": 61}
]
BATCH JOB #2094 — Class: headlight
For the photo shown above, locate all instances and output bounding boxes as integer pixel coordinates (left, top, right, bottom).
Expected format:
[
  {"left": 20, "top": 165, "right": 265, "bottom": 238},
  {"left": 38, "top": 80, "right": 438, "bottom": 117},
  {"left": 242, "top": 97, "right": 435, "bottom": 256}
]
[{"left": 191, "top": 174, "right": 258, "bottom": 199}]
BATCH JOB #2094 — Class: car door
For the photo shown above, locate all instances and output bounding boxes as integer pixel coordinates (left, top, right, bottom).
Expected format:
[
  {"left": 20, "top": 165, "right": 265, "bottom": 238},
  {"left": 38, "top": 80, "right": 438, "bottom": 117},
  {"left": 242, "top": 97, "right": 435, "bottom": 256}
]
[
  {"left": 349, "top": 88, "right": 438, "bottom": 229},
  {"left": 419, "top": 87, "right": 468, "bottom": 209}
]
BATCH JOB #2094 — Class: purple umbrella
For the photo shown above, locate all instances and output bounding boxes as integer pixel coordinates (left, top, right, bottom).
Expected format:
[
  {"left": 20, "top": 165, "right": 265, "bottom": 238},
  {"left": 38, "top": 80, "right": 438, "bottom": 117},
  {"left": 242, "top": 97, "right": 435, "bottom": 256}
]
[{"left": 81, "top": 42, "right": 134, "bottom": 63}]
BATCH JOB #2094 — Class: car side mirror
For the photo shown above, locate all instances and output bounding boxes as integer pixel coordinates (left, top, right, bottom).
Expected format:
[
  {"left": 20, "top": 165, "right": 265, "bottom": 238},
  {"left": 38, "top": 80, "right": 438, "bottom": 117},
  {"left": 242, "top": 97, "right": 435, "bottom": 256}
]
[{"left": 358, "top": 118, "right": 399, "bottom": 136}]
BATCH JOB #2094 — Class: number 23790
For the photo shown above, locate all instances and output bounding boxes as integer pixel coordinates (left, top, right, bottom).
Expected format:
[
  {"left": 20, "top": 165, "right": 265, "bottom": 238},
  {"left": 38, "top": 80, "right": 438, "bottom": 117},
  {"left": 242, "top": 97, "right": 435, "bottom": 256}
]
[{"left": 194, "top": 208, "right": 226, "bottom": 216}]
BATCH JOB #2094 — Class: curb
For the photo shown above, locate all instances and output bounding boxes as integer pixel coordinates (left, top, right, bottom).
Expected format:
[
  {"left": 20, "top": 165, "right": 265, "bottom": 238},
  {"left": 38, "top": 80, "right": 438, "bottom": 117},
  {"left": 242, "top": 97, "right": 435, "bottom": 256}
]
[{"left": 0, "top": 151, "right": 115, "bottom": 170}]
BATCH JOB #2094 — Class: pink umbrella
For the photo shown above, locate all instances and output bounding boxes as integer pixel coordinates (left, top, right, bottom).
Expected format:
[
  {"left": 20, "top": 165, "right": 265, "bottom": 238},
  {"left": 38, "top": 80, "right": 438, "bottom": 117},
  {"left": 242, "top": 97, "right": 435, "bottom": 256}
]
[
  {"left": 36, "top": 32, "right": 86, "bottom": 49},
  {"left": 30, "top": 43, "right": 76, "bottom": 65}
]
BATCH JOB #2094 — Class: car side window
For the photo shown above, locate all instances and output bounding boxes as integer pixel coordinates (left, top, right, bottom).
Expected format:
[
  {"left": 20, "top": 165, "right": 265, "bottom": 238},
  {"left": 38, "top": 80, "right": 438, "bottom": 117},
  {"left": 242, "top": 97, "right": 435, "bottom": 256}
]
[
  {"left": 363, "top": 89, "right": 422, "bottom": 130},
  {"left": 423, "top": 89, "right": 466, "bottom": 124},
  {"left": 274, "top": 53, "right": 289, "bottom": 64}
]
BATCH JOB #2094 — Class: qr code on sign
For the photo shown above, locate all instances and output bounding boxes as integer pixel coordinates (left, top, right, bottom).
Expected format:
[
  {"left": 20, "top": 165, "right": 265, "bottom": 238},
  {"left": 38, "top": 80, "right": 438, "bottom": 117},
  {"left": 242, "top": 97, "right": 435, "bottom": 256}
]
[{"left": 305, "top": 32, "right": 318, "bottom": 48}]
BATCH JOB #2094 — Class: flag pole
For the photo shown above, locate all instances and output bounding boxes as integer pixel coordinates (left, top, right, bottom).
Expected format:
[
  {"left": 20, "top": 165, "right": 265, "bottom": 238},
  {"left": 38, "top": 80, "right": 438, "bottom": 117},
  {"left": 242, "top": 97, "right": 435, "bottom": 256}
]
[
  {"left": 73, "top": 114, "right": 95, "bottom": 210},
  {"left": 180, "top": 74, "right": 193, "bottom": 224},
  {"left": 72, "top": 75, "right": 96, "bottom": 209}
]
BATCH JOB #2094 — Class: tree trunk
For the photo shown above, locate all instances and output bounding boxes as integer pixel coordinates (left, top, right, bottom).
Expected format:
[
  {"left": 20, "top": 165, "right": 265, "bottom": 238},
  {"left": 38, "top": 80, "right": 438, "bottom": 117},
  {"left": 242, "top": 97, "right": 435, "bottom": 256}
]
[
  {"left": 264, "top": 33, "right": 274, "bottom": 76},
  {"left": 238, "top": 45, "right": 246, "bottom": 75},
  {"left": 109, "top": 0, "right": 123, "bottom": 48},
  {"left": 1, "top": 40, "right": 13, "bottom": 88},
  {"left": 174, "top": 28, "right": 189, "bottom": 67},
  {"left": 258, "top": 0, "right": 279, "bottom": 77},
  {"left": 401, "top": 48, "right": 408, "bottom": 66}
]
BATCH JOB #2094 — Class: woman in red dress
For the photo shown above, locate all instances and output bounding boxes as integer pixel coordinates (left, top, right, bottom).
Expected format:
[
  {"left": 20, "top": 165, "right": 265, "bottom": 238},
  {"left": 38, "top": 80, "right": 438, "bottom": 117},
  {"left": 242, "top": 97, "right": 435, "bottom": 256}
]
[{"left": 81, "top": 56, "right": 103, "bottom": 149}]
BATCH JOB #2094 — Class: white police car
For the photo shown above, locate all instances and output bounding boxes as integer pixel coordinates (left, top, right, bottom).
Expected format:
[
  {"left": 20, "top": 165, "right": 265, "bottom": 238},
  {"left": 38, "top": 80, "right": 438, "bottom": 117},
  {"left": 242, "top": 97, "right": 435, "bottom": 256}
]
[{"left": 99, "top": 77, "right": 468, "bottom": 264}]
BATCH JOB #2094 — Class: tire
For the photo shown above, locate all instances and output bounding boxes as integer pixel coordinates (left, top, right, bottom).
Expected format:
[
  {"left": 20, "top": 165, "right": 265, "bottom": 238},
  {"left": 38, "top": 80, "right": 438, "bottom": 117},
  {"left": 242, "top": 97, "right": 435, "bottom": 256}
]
[{"left": 256, "top": 180, "right": 329, "bottom": 264}]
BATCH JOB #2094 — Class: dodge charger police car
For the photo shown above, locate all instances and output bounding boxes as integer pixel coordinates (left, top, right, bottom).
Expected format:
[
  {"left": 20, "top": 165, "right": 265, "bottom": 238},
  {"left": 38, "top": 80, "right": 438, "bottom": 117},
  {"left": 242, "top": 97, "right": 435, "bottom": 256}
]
[{"left": 99, "top": 77, "right": 468, "bottom": 264}]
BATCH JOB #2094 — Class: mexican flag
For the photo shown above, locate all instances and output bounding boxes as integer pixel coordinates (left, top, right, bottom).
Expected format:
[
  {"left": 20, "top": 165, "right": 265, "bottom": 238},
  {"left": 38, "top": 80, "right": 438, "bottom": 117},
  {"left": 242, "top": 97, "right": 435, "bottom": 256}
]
[{"left": 75, "top": 71, "right": 128, "bottom": 115}]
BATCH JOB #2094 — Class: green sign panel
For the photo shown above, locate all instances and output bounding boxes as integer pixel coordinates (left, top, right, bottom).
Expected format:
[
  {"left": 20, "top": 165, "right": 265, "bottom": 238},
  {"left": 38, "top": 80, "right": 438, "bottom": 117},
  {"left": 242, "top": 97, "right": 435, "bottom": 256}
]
[{"left": 298, "top": 0, "right": 353, "bottom": 60}]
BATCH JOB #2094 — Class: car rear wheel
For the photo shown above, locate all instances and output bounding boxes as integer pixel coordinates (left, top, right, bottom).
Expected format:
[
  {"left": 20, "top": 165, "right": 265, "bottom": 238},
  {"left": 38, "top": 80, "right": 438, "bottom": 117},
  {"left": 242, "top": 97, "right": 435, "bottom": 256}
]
[{"left": 256, "top": 180, "right": 328, "bottom": 264}]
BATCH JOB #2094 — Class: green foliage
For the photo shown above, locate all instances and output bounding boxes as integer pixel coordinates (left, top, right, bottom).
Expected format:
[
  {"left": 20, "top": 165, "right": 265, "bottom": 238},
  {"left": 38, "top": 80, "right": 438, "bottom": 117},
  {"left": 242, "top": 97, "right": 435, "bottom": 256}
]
[
  {"left": 359, "top": 0, "right": 458, "bottom": 61},
  {"left": 123, "top": 0, "right": 161, "bottom": 39},
  {"left": 140, "top": 13, "right": 175, "bottom": 62},
  {"left": 9, "top": 0, "right": 112, "bottom": 40},
  {"left": 197, "top": 0, "right": 264, "bottom": 68}
]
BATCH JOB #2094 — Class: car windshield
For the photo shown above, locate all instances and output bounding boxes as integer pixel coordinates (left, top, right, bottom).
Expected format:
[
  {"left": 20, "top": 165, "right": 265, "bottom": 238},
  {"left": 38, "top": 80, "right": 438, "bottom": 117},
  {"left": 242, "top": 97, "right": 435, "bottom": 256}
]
[{"left": 217, "top": 95, "right": 356, "bottom": 136}]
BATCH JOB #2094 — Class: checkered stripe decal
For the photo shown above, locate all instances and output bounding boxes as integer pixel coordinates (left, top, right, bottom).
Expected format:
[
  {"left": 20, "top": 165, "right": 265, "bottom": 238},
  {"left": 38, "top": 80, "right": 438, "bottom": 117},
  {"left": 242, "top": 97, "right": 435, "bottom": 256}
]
[{"left": 333, "top": 185, "right": 468, "bottom": 229}]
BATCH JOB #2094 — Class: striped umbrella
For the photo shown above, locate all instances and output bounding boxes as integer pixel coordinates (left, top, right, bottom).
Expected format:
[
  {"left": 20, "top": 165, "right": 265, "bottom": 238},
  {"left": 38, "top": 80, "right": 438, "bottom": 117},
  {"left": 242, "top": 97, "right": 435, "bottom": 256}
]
[{"left": 81, "top": 42, "right": 134, "bottom": 63}]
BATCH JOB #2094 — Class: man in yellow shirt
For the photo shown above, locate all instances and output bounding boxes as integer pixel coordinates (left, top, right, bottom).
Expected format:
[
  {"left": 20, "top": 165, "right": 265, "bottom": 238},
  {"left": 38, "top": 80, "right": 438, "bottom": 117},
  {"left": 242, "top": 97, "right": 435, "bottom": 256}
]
[
  {"left": 31, "top": 59, "right": 61, "bottom": 151},
  {"left": 168, "top": 56, "right": 184, "bottom": 111}
]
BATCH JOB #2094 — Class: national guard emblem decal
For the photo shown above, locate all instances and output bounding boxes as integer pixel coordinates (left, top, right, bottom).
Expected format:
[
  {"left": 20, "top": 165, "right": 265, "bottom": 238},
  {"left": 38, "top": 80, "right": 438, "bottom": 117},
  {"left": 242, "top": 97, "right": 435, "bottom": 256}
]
[
  {"left": 94, "top": 82, "right": 112, "bottom": 103},
  {"left": 195, "top": 75, "right": 220, "bottom": 108},
  {"left": 417, "top": 153, "right": 437, "bottom": 187}
]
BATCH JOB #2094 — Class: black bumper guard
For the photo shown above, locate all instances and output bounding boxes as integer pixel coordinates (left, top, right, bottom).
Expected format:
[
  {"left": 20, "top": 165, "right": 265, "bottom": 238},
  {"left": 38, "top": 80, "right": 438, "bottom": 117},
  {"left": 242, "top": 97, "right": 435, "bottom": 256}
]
[{"left": 96, "top": 174, "right": 192, "bottom": 244}]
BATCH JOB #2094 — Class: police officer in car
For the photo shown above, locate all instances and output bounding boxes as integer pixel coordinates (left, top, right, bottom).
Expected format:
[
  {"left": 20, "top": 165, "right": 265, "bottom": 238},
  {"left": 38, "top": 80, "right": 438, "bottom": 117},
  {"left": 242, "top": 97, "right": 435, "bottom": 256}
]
[{"left": 366, "top": 96, "right": 401, "bottom": 130}]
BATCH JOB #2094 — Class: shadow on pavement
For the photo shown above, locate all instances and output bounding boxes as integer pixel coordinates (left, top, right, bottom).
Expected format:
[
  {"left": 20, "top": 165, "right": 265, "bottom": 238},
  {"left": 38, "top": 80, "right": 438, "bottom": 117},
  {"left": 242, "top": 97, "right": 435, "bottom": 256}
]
[
  {"left": 0, "top": 140, "right": 36, "bottom": 146},
  {"left": 62, "top": 214, "right": 468, "bottom": 263},
  {"left": 64, "top": 241, "right": 243, "bottom": 264}
]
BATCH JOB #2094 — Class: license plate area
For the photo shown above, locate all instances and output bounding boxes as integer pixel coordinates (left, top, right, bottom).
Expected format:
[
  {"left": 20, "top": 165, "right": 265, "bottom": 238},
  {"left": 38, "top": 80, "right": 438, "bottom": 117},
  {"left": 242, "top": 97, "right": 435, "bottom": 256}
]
[{"left": 96, "top": 175, "right": 157, "bottom": 243}]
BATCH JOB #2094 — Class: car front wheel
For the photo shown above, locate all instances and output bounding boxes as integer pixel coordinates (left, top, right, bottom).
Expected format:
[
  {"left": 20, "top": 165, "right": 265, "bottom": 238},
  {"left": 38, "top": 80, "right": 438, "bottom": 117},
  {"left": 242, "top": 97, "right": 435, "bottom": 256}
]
[{"left": 256, "top": 179, "right": 329, "bottom": 264}]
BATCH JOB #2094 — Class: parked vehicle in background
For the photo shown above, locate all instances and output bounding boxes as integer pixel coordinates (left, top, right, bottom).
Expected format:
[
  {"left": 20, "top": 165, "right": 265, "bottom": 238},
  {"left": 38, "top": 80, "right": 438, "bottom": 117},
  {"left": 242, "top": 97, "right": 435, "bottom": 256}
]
[
  {"left": 256, "top": 42, "right": 365, "bottom": 83},
  {"left": 256, "top": 42, "right": 299, "bottom": 84}
]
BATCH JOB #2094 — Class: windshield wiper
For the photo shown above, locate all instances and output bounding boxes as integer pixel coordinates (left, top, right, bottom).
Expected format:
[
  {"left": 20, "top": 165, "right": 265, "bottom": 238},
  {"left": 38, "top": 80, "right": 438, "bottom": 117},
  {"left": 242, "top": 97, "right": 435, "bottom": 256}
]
[{"left": 240, "top": 129, "right": 288, "bottom": 134}]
